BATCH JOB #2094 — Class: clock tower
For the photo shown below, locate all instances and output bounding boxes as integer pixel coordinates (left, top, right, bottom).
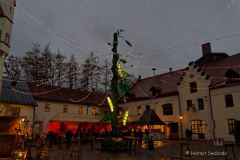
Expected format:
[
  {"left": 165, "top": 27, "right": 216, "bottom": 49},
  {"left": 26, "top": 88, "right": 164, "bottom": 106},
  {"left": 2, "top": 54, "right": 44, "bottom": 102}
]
[{"left": 0, "top": 0, "right": 16, "bottom": 92}]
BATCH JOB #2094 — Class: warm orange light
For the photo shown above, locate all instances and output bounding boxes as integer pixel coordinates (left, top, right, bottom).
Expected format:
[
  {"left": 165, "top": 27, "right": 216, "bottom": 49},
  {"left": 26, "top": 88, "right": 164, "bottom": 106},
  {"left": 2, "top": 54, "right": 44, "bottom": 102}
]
[
  {"left": 179, "top": 116, "right": 183, "bottom": 120},
  {"left": 21, "top": 118, "right": 25, "bottom": 122}
]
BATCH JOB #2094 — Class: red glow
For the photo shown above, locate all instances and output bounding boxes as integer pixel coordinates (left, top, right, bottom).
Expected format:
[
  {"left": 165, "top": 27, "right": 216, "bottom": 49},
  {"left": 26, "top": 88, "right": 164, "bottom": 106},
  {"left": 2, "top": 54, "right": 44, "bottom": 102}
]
[
  {"left": 47, "top": 121, "right": 112, "bottom": 134},
  {"left": 48, "top": 121, "right": 60, "bottom": 132}
]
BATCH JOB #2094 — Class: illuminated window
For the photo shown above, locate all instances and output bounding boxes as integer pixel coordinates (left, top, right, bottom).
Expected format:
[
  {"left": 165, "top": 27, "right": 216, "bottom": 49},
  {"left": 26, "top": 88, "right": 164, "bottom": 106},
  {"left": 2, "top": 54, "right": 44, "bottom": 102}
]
[
  {"left": 118, "top": 110, "right": 123, "bottom": 116},
  {"left": 79, "top": 107, "right": 83, "bottom": 114},
  {"left": 190, "top": 82, "right": 197, "bottom": 93},
  {"left": 225, "top": 94, "right": 234, "bottom": 107},
  {"left": 137, "top": 106, "right": 142, "bottom": 115},
  {"left": 162, "top": 103, "right": 173, "bottom": 115},
  {"left": 191, "top": 120, "right": 204, "bottom": 134},
  {"left": 228, "top": 119, "right": 236, "bottom": 135},
  {"left": 63, "top": 105, "right": 68, "bottom": 113},
  {"left": 92, "top": 108, "right": 96, "bottom": 115},
  {"left": 44, "top": 104, "right": 50, "bottom": 112}
]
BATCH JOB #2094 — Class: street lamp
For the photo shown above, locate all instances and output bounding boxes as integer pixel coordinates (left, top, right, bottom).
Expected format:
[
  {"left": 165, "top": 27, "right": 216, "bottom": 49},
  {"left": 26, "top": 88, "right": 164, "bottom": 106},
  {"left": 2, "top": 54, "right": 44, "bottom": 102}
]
[{"left": 179, "top": 115, "right": 183, "bottom": 139}]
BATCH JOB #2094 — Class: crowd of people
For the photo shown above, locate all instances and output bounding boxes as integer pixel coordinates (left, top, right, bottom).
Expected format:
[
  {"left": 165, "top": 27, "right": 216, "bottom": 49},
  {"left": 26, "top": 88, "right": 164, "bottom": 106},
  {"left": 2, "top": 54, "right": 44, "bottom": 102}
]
[
  {"left": 45, "top": 129, "right": 99, "bottom": 149},
  {"left": 40, "top": 128, "right": 156, "bottom": 151}
]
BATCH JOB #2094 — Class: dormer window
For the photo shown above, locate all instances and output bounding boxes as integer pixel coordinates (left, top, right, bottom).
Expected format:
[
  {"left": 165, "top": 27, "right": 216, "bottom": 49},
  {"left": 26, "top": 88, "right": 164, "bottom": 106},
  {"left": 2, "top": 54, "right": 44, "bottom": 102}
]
[
  {"left": 149, "top": 86, "right": 160, "bottom": 96},
  {"left": 5, "top": 33, "right": 10, "bottom": 44},
  {"left": 190, "top": 82, "right": 197, "bottom": 93},
  {"left": 224, "top": 69, "right": 240, "bottom": 83}
]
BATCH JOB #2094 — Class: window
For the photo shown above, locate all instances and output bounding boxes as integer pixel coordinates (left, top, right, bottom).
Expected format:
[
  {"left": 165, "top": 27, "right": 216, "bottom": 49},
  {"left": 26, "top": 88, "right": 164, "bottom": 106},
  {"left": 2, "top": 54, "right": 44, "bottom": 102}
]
[
  {"left": 190, "top": 82, "right": 197, "bottom": 93},
  {"left": 146, "top": 105, "right": 151, "bottom": 110},
  {"left": 198, "top": 98, "right": 204, "bottom": 110},
  {"left": 92, "top": 108, "right": 96, "bottom": 115},
  {"left": 225, "top": 94, "right": 234, "bottom": 107},
  {"left": 137, "top": 106, "right": 142, "bottom": 115},
  {"left": 119, "top": 110, "right": 123, "bottom": 116},
  {"left": 228, "top": 119, "right": 236, "bottom": 135},
  {"left": 10, "top": 7, "right": 12, "bottom": 14},
  {"left": 79, "top": 107, "right": 83, "bottom": 114},
  {"left": 191, "top": 120, "right": 204, "bottom": 134},
  {"left": 186, "top": 100, "right": 192, "bottom": 111},
  {"left": 5, "top": 33, "right": 10, "bottom": 44},
  {"left": 63, "top": 105, "right": 68, "bottom": 113},
  {"left": 162, "top": 103, "right": 173, "bottom": 115},
  {"left": 44, "top": 104, "right": 50, "bottom": 112}
]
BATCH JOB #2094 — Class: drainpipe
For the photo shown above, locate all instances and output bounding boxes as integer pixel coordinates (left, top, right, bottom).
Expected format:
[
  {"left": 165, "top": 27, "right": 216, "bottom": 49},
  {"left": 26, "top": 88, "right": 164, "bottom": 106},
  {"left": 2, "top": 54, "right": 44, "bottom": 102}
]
[
  {"left": 32, "top": 105, "right": 37, "bottom": 138},
  {"left": 177, "top": 93, "right": 183, "bottom": 139},
  {"left": 208, "top": 89, "right": 216, "bottom": 139}
]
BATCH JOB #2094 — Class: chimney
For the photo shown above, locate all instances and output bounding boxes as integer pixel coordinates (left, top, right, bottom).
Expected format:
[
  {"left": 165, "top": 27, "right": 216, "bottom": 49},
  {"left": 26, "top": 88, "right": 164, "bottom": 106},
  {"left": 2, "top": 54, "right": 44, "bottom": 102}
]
[
  {"left": 169, "top": 67, "right": 173, "bottom": 72},
  {"left": 202, "top": 43, "right": 211, "bottom": 56},
  {"left": 138, "top": 75, "right": 141, "bottom": 81}
]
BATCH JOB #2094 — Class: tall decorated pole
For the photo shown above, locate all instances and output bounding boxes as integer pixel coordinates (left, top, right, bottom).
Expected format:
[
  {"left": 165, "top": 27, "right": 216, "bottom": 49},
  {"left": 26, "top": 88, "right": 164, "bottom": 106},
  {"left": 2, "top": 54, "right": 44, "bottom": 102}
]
[
  {"left": 108, "top": 30, "right": 132, "bottom": 137},
  {"left": 110, "top": 31, "right": 119, "bottom": 136}
]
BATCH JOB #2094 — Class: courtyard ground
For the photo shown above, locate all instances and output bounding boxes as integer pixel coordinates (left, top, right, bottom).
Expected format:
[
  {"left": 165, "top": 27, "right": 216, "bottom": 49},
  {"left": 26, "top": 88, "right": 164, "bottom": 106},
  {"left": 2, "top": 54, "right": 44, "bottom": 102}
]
[{"left": 31, "top": 140, "right": 240, "bottom": 160}]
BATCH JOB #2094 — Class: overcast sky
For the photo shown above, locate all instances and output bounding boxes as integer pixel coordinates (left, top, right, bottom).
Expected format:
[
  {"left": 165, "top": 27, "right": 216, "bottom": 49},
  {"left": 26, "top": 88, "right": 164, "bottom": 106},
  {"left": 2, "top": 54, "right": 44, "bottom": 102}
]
[{"left": 10, "top": 0, "right": 240, "bottom": 78}]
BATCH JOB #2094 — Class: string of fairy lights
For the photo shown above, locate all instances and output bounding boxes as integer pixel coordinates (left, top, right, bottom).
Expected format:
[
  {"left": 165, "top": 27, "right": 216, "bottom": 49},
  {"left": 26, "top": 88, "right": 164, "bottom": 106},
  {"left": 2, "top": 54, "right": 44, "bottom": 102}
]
[
  {"left": 12, "top": 0, "right": 240, "bottom": 66},
  {"left": 3, "top": 0, "right": 240, "bottom": 101},
  {"left": 167, "top": 0, "right": 238, "bottom": 49},
  {"left": 69, "top": 91, "right": 93, "bottom": 103}
]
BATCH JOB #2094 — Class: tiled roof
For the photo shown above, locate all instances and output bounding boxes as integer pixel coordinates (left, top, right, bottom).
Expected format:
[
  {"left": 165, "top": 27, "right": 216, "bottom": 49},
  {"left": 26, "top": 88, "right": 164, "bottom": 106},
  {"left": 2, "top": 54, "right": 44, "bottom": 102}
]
[
  {"left": 27, "top": 82, "right": 108, "bottom": 107},
  {"left": 202, "top": 53, "right": 240, "bottom": 86},
  {"left": 0, "top": 80, "right": 37, "bottom": 106},
  {"left": 127, "top": 53, "right": 240, "bottom": 102},
  {"left": 129, "top": 69, "right": 184, "bottom": 98}
]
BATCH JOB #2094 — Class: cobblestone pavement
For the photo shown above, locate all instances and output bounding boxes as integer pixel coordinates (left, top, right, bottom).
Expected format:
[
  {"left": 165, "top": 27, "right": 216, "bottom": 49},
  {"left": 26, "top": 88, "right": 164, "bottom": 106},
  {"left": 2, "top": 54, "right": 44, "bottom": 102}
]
[{"left": 31, "top": 140, "right": 240, "bottom": 160}]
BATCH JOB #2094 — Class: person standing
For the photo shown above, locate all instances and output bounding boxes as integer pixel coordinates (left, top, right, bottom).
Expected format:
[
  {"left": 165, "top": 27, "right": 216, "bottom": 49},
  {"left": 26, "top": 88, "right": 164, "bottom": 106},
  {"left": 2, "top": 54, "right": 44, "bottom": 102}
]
[
  {"left": 189, "top": 129, "right": 193, "bottom": 141},
  {"left": 138, "top": 129, "right": 143, "bottom": 149},
  {"left": 148, "top": 136, "right": 154, "bottom": 150},
  {"left": 185, "top": 128, "right": 189, "bottom": 141},
  {"left": 66, "top": 129, "right": 73, "bottom": 148},
  {"left": 234, "top": 129, "right": 240, "bottom": 147}
]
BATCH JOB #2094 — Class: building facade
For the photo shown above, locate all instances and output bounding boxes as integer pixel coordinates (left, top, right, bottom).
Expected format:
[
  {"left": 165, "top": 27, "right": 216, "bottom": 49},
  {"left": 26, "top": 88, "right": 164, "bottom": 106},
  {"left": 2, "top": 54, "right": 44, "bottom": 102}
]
[
  {"left": 27, "top": 83, "right": 109, "bottom": 135},
  {"left": 0, "top": 0, "right": 16, "bottom": 93},
  {"left": 0, "top": 80, "right": 37, "bottom": 136},
  {"left": 122, "top": 43, "right": 240, "bottom": 142}
]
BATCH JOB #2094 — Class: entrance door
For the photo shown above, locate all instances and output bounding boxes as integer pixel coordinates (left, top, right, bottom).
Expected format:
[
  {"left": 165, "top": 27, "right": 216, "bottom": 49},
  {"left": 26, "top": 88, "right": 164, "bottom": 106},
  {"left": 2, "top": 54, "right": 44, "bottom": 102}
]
[
  {"left": 169, "top": 123, "right": 179, "bottom": 140},
  {"left": 191, "top": 120, "right": 205, "bottom": 139}
]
